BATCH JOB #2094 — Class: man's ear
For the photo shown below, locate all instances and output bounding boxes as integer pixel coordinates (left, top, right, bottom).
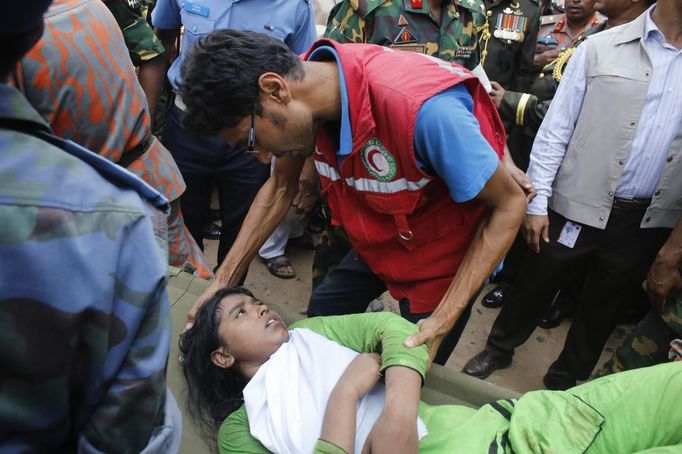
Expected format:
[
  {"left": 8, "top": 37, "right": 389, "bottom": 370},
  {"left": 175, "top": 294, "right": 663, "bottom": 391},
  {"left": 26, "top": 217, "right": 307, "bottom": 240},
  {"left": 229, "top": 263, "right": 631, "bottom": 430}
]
[
  {"left": 258, "top": 72, "right": 291, "bottom": 104},
  {"left": 210, "top": 348, "right": 236, "bottom": 369}
]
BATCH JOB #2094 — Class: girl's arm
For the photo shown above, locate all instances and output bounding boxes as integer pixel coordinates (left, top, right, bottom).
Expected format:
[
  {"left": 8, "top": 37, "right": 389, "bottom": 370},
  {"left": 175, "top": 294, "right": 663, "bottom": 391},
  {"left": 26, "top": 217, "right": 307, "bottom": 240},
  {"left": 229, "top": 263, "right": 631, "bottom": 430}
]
[{"left": 319, "top": 353, "right": 382, "bottom": 453}]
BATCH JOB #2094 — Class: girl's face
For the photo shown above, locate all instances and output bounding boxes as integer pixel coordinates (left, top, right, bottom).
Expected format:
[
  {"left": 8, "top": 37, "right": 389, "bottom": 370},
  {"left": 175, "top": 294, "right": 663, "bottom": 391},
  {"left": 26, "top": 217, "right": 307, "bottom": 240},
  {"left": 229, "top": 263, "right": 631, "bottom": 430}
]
[{"left": 210, "top": 293, "right": 289, "bottom": 377}]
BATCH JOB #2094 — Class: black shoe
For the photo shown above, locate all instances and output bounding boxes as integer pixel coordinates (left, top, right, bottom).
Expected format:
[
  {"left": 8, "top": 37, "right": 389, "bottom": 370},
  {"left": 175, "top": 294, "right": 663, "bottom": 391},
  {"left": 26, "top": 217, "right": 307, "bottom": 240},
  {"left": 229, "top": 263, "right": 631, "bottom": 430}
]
[
  {"left": 538, "top": 304, "right": 574, "bottom": 329},
  {"left": 203, "top": 222, "right": 222, "bottom": 240},
  {"left": 543, "top": 372, "right": 576, "bottom": 391},
  {"left": 462, "top": 349, "right": 512, "bottom": 379},
  {"left": 482, "top": 285, "right": 508, "bottom": 309}
]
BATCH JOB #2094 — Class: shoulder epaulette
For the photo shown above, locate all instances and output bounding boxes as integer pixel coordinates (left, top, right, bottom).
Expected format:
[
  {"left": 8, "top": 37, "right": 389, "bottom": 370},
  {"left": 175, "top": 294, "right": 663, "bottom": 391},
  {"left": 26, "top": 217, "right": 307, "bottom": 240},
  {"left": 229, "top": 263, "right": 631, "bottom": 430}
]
[
  {"left": 540, "top": 14, "right": 559, "bottom": 26},
  {"left": 352, "top": 0, "right": 391, "bottom": 17},
  {"left": 454, "top": 0, "right": 487, "bottom": 16}
]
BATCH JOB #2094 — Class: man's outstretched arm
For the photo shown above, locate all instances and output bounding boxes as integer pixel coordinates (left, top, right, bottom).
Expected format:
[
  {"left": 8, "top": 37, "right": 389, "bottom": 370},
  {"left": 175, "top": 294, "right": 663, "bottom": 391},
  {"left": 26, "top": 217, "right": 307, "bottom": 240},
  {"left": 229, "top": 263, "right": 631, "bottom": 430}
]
[
  {"left": 405, "top": 162, "right": 526, "bottom": 360},
  {"left": 187, "top": 155, "right": 305, "bottom": 325}
]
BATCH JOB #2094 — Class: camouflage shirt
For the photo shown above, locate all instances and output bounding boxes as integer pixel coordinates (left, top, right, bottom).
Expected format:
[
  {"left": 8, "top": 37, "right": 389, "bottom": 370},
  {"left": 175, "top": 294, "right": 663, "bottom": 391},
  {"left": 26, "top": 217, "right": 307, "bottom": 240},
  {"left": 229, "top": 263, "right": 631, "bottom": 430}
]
[
  {"left": 324, "top": 0, "right": 487, "bottom": 70},
  {"left": 103, "top": 0, "right": 165, "bottom": 66},
  {"left": 0, "top": 83, "right": 172, "bottom": 453}
]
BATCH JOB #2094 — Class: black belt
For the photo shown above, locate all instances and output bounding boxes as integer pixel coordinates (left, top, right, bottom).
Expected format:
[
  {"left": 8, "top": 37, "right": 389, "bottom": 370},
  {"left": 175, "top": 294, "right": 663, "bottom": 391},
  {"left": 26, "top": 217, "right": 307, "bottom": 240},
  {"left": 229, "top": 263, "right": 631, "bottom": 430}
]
[
  {"left": 612, "top": 197, "right": 651, "bottom": 210},
  {"left": 118, "top": 137, "right": 151, "bottom": 168}
]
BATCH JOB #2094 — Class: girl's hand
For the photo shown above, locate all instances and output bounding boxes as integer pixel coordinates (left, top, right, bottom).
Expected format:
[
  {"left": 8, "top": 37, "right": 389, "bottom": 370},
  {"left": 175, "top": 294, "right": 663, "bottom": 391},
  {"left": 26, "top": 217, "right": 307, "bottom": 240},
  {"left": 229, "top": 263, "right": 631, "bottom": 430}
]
[{"left": 336, "top": 353, "right": 382, "bottom": 398}]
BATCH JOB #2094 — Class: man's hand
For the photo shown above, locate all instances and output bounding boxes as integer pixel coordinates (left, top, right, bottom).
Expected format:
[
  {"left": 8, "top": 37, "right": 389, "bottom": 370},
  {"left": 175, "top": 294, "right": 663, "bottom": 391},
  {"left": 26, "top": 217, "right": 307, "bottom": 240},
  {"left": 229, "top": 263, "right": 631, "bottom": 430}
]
[
  {"left": 646, "top": 260, "right": 682, "bottom": 311},
  {"left": 646, "top": 218, "right": 682, "bottom": 311},
  {"left": 522, "top": 214, "right": 550, "bottom": 253},
  {"left": 185, "top": 278, "right": 225, "bottom": 330},
  {"left": 292, "top": 156, "right": 319, "bottom": 217},
  {"left": 506, "top": 164, "right": 536, "bottom": 203},
  {"left": 502, "top": 145, "right": 536, "bottom": 203},
  {"left": 292, "top": 183, "right": 318, "bottom": 217},
  {"left": 403, "top": 315, "right": 449, "bottom": 364},
  {"left": 534, "top": 48, "right": 561, "bottom": 69},
  {"left": 489, "top": 81, "right": 505, "bottom": 108}
]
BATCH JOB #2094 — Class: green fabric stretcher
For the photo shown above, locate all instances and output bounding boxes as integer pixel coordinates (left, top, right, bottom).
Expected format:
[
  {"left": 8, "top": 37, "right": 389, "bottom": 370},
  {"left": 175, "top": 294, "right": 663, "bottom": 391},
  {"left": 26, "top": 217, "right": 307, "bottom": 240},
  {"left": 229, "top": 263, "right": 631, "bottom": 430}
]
[
  {"left": 166, "top": 268, "right": 682, "bottom": 454},
  {"left": 167, "top": 268, "right": 519, "bottom": 398}
]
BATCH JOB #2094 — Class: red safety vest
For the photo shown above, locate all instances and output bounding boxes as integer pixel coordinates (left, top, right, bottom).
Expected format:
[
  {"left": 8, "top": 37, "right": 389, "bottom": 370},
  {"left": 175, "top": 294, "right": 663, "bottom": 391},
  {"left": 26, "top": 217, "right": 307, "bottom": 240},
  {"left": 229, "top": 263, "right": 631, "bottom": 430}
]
[{"left": 306, "top": 40, "right": 505, "bottom": 313}]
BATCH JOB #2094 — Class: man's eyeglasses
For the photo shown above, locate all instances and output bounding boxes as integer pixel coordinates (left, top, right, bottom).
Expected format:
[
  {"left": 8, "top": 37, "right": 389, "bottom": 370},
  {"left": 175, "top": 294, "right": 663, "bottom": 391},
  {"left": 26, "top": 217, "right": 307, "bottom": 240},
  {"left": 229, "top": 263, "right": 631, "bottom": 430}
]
[{"left": 246, "top": 109, "right": 256, "bottom": 153}]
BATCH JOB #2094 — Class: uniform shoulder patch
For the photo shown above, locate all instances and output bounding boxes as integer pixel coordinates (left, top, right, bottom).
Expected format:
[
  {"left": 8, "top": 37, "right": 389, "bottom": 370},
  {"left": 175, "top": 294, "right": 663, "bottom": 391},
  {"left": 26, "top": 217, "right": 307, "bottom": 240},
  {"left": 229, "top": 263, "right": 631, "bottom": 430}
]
[
  {"left": 454, "top": 0, "right": 486, "bottom": 15},
  {"left": 353, "top": 0, "right": 391, "bottom": 17}
]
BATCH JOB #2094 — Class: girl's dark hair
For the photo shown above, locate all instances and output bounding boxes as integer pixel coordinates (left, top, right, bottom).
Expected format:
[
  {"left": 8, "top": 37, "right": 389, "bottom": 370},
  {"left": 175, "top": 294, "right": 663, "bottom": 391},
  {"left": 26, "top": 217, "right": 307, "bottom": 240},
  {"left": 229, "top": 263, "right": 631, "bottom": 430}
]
[
  {"left": 179, "top": 286, "right": 256, "bottom": 450},
  {"left": 179, "top": 28, "right": 304, "bottom": 137}
]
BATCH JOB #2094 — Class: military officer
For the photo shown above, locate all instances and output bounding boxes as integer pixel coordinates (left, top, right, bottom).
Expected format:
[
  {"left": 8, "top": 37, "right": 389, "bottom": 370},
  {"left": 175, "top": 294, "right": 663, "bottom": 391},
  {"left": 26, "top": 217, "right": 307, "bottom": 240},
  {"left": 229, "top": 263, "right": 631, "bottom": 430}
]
[
  {"left": 534, "top": 0, "right": 600, "bottom": 69},
  {"left": 324, "top": 0, "right": 487, "bottom": 70},
  {"left": 480, "top": 0, "right": 541, "bottom": 92},
  {"left": 104, "top": 0, "right": 167, "bottom": 126}
]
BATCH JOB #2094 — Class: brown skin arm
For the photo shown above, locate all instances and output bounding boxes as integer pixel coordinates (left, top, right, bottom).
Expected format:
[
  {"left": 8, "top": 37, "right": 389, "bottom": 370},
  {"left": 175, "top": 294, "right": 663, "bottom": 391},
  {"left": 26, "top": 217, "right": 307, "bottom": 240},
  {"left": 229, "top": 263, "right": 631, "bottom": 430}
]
[
  {"left": 137, "top": 54, "right": 166, "bottom": 127},
  {"left": 404, "top": 162, "right": 527, "bottom": 361},
  {"left": 364, "top": 366, "right": 421, "bottom": 453},
  {"left": 186, "top": 155, "right": 305, "bottom": 326},
  {"left": 502, "top": 143, "right": 536, "bottom": 203},
  {"left": 154, "top": 28, "right": 180, "bottom": 69},
  {"left": 647, "top": 217, "right": 682, "bottom": 311}
]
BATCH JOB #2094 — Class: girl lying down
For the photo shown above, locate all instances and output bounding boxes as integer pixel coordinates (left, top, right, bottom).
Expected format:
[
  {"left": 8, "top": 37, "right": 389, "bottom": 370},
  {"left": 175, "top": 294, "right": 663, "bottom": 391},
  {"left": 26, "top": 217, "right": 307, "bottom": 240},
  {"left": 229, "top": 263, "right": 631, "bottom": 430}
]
[{"left": 180, "top": 287, "right": 682, "bottom": 454}]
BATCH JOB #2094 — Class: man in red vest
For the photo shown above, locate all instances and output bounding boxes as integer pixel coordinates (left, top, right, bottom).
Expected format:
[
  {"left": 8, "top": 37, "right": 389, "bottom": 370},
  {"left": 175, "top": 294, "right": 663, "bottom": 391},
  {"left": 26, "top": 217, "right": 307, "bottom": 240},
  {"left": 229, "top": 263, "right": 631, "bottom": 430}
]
[{"left": 179, "top": 30, "right": 527, "bottom": 364}]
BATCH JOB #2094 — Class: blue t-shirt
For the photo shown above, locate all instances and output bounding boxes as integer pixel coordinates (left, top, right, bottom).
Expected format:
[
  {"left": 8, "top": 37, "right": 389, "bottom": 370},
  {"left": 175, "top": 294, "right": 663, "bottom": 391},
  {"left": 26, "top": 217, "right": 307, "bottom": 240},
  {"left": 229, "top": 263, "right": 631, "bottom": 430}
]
[
  {"left": 307, "top": 46, "right": 499, "bottom": 202},
  {"left": 152, "top": 0, "right": 316, "bottom": 90}
]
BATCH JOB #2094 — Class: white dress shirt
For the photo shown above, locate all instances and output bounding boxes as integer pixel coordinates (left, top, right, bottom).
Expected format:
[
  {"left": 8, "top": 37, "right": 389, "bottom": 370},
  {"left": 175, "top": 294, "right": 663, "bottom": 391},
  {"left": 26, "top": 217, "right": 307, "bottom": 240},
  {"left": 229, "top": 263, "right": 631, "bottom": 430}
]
[{"left": 527, "top": 6, "right": 682, "bottom": 215}]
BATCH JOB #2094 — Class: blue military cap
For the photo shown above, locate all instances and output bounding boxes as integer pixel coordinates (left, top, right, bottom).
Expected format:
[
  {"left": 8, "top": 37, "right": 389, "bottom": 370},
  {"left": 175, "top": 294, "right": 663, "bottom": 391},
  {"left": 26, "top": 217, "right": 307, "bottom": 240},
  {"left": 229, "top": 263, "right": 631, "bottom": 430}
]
[{"left": 0, "top": 0, "right": 52, "bottom": 34}]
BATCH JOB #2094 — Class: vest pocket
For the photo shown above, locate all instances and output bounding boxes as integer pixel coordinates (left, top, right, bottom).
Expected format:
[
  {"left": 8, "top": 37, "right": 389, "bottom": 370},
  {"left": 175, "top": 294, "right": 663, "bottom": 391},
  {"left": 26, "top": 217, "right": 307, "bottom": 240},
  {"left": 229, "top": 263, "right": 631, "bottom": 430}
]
[{"left": 364, "top": 192, "right": 457, "bottom": 251}]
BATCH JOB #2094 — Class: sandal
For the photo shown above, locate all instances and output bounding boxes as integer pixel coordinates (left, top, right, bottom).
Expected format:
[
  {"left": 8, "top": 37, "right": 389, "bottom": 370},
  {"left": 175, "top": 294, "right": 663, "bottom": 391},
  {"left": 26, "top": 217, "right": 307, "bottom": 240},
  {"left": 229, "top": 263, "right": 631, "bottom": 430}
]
[{"left": 261, "top": 255, "right": 296, "bottom": 279}]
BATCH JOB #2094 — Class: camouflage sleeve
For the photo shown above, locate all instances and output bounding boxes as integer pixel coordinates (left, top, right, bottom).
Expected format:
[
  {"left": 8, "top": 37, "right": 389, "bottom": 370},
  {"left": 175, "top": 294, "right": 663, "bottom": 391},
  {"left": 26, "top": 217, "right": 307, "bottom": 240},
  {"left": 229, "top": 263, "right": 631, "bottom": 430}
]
[
  {"left": 104, "top": 0, "right": 165, "bottom": 66},
  {"left": 499, "top": 90, "right": 549, "bottom": 132},
  {"left": 79, "top": 205, "right": 171, "bottom": 453},
  {"left": 324, "top": 1, "right": 366, "bottom": 43},
  {"left": 0, "top": 204, "right": 170, "bottom": 452}
]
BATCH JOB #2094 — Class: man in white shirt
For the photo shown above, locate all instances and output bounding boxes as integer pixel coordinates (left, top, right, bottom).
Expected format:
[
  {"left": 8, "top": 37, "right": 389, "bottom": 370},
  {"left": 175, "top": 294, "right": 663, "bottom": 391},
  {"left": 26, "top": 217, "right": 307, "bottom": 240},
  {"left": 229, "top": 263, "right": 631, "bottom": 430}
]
[{"left": 464, "top": 0, "right": 682, "bottom": 390}]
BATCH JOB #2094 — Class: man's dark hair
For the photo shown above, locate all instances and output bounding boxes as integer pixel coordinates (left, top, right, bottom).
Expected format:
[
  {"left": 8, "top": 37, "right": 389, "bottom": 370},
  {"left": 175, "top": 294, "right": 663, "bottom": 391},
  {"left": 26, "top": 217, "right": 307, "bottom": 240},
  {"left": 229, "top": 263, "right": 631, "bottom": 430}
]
[
  {"left": 179, "top": 286, "right": 256, "bottom": 450},
  {"left": 0, "top": 24, "right": 44, "bottom": 81},
  {"left": 179, "top": 29, "right": 305, "bottom": 137}
]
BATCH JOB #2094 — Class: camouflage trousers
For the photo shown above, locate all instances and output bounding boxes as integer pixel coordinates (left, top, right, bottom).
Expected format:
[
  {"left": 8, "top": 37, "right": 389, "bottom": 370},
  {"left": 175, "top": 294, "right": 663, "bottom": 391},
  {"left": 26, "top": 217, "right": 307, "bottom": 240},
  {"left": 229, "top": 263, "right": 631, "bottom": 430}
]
[{"left": 595, "top": 290, "right": 682, "bottom": 377}]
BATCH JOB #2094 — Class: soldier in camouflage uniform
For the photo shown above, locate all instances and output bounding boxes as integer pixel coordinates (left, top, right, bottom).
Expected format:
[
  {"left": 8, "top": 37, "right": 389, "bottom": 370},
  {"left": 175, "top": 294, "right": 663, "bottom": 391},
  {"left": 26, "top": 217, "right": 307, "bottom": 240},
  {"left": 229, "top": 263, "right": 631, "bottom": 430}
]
[
  {"left": 103, "top": 0, "right": 168, "bottom": 127},
  {"left": 324, "top": 0, "right": 487, "bottom": 70},
  {"left": 0, "top": 3, "right": 180, "bottom": 451},
  {"left": 17, "top": 0, "right": 213, "bottom": 279},
  {"left": 595, "top": 216, "right": 682, "bottom": 377}
]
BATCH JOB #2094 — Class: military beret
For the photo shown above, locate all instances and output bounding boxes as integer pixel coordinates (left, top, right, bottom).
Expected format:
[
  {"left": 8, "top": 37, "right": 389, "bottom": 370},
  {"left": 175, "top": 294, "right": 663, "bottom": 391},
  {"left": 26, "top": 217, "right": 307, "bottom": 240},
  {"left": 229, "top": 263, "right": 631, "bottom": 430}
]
[{"left": 0, "top": 0, "right": 52, "bottom": 35}]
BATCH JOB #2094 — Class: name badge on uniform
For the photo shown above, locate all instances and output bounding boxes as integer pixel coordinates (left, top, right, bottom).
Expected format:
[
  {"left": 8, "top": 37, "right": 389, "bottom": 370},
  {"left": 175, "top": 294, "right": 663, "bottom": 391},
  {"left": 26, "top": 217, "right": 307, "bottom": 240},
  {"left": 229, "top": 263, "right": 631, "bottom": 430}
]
[
  {"left": 493, "top": 10, "right": 527, "bottom": 43},
  {"left": 183, "top": 1, "right": 209, "bottom": 17},
  {"left": 455, "top": 46, "right": 475, "bottom": 59},
  {"left": 557, "top": 221, "right": 582, "bottom": 248}
]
